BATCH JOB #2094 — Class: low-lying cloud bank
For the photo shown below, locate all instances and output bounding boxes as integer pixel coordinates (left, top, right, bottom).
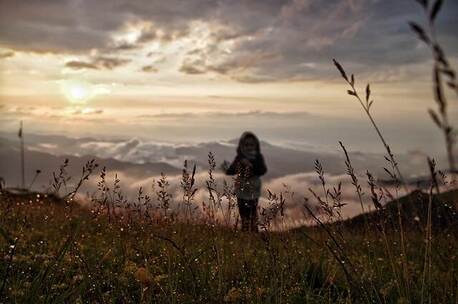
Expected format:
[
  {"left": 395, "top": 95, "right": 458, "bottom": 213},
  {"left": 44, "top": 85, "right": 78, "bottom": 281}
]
[
  {"left": 77, "top": 169, "right": 408, "bottom": 229},
  {"left": 2, "top": 132, "right": 450, "bottom": 229},
  {"left": 2, "top": 131, "right": 446, "bottom": 181}
]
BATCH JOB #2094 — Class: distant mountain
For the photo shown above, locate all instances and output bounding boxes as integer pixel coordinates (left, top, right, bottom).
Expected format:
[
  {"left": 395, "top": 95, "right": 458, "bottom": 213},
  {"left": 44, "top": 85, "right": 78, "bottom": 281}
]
[
  {"left": 0, "top": 137, "right": 180, "bottom": 190},
  {"left": 0, "top": 132, "right": 440, "bottom": 182},
  {"left": 173, "top": 140, "right": 351, "bottom": 178}
]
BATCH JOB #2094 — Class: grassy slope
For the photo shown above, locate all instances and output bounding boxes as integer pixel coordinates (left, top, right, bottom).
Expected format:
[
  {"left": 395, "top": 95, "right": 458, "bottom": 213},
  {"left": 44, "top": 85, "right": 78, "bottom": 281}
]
[
  {"left": 332, "top": 188, "right": 458, "bottom": 232},
  {"left": 0, "top": 190, "right": 457, "bottom": 303}
]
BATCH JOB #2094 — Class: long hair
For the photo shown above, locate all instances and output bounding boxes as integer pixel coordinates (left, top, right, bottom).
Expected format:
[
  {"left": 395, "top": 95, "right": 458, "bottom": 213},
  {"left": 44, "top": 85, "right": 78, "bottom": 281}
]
[{"left": 236, "top": 131, "right": 261, "bottom": 156}]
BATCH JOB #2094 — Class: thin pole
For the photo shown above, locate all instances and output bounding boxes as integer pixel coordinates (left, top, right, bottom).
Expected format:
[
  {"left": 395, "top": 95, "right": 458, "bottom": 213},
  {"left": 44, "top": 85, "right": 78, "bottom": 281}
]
[{"left": 19, "top": 121, "right": 25, "bottom": 189}]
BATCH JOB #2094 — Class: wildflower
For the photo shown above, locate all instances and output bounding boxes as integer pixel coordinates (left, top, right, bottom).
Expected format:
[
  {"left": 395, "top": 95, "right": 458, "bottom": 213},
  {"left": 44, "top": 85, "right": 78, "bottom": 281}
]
[
  {"left": 123, "top": 260, "right": 137, "bottom": 274},
  {"left": 255, "top": 287, "right": 265, "bottom": 297},
  {"left": 10, "top": 288, "right": 25, "bottom": 297},
  {"left": 72, "top": 274, "right": 84, "bottom": 283},
  {"left": 224, "top": 287, "right": 241, "bottom": 302},
  {"left": 134, "top": 267, "right": 152, "bottom": 286},
  {"left": 379, "top": 282, "right": 393, "bottom": 297},
  {"left": 154, "top": 274, "right": 168, "bottom": 283}
]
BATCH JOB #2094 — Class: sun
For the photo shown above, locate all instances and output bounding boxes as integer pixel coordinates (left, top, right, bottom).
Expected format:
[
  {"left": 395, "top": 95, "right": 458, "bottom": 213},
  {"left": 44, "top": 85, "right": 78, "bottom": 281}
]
[{"left": 62, "top": 80, "right": 93, "bottom": 104}]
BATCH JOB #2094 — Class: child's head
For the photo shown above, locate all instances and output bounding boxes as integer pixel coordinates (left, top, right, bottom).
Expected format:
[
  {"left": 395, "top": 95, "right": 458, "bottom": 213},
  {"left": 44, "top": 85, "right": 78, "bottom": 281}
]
[{"left": 237, "top": 131, "right": 260, "bottom": 159}]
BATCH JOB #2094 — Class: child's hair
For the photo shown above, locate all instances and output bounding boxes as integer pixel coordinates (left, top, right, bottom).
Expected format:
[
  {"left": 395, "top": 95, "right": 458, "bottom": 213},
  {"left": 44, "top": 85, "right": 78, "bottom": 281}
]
[{"left": 236, "top": 131, "right": 261, "bottom": 156}]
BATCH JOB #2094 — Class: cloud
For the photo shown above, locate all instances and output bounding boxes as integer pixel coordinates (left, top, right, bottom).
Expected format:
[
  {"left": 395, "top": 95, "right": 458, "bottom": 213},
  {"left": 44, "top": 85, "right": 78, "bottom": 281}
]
[
  {"left": 65, "top": 61, "right": 98, "bottom": 70},
  {"left": 96, "top": 56, "right": 131, "bottom": 69},
  {"left": 0, "top": 50, "right": 14, "bottom": 59},
  {"left": 76, "top": 167, "right": 357, "bottom": 226},
  {"left": 109, "top": 20, "right": 182, "bottom": 51},
  {"left": 14, "top": 131, "right": 436, "bottom": 180},
  {"left": 141, "top": 65, "right": 158, "bottom": 73},
  {"left": 2, "top": 0, "right": 456, "bottom": 82},
  {"left": 0, "top": 105, "right": 106, "bottom": 123},
  {"left": 112, "top": 42, "right": 139, "bottom": 51},
  {"left": 72, "top": 108, "right": 104, "bottom": 115},
  {"left": 0, "top": 134, "right": 447, "bottom": 230},
  {"left": 179, "top": 58, "right": 206, "bottom": 75},
  {"left": 135, "top": 110, "right": 313, "bottom": 119},
  {"left": 260, "top": 170, "right": 394, "bottom": 228},
  {"left": 232, "top": 74, "right": 279, "bottom": 84},
  {"left": 1, "top": 131, "right": 451, "bottom": 229},
  {"left": 179, "top": 39, "right": 281, "bottom": 79},
  {"left": 74, "top": 163, "right": 401, "bottom": 227},
  {"left": 65, "top": 56, "right": 131, "bottom": 70}
]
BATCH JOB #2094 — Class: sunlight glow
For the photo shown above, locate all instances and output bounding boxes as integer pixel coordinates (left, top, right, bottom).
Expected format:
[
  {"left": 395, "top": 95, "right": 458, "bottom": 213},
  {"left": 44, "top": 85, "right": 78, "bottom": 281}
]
[{"left": 62, "top": 80, "right": 93, "bottom": 104}]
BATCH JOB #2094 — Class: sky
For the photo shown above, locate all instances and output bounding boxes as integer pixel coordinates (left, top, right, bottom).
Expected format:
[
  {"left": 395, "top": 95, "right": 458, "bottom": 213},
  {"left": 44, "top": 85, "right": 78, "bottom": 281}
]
[{"left": 0, "top": 0, "right": 457, "bottom": 154}]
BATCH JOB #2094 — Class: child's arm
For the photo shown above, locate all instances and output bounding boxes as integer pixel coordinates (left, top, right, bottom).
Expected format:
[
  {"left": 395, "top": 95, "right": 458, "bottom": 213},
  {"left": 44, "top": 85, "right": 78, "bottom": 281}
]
[
  {"left": 224, "top": 156, "right": 240, "bottom": 175},
  {"left": 252, "top": 154, "right": 267, "bottom": 176}
]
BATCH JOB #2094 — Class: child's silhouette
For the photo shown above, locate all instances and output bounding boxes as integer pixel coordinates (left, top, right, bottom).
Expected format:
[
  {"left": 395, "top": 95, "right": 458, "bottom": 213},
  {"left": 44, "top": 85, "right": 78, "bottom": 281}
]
[{"left": 222, "top": 132, "right": 267, "bottom": 232}]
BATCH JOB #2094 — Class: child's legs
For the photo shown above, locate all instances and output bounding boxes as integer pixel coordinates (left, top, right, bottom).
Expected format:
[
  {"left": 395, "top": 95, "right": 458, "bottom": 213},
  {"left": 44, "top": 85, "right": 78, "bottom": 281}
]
[{"left": 237, "top": 198, "right": 258, "bottom": 232}]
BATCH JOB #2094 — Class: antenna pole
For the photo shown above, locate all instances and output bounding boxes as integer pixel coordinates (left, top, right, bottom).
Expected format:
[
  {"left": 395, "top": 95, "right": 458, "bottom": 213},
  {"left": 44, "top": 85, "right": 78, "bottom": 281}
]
[{"left": 19, "top": 121, "right": 25, "bottom": 189}]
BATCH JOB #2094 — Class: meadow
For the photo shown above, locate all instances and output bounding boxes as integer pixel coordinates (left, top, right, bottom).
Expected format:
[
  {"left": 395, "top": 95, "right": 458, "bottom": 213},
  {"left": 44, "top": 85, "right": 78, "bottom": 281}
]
[{"left": 0, "top": 184, "right": 457, "bottom": 303}]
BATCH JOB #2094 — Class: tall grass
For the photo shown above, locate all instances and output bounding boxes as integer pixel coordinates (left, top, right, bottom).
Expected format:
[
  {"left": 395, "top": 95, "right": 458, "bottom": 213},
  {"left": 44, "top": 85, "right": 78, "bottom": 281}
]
[{"left": 409, "top": 0, "right": 457, "bottom": 180}]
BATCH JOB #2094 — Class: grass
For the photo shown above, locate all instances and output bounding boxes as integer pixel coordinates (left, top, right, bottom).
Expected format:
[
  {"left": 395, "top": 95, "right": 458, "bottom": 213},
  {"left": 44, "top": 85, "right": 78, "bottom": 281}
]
[{"left": 0, "top": 190, "right": 457, "bottom": 303}]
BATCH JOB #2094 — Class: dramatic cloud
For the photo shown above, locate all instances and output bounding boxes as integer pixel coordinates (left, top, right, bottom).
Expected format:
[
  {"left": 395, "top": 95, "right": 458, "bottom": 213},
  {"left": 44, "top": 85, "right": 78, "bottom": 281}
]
[{"left": 1, "top": 0, "right": 456, "bottom": 81}]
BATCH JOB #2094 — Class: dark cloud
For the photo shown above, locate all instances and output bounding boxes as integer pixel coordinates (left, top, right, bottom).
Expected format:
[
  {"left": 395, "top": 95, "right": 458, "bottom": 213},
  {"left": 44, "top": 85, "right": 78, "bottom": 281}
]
[
  {"left": 65, "top": 61, "right": 98, "bottom": 70},
  {"left": 136, "top": 24, "right": 159, "bottom": 43},
  {"left": 179, "top": 42, "right": 280, "bottom": 78},
  {"left": 1, "top": 0, "right": 457, "bottom": 81},
  {"left": 96, "top": 56, "right": 131, "bottom": 69},
  {"left": 0, "top": 0, "right": 120, "bottom": 53},
  {"left": 179, "top": 58, "right": 206, "bottom": 74},
  {"left": 112, "top": 42, "right": 139, "bottom": 51},
  {"left": 65, "top": 56, "right": 131, "bottom": 70},
  {"left": 141, "top": 65, "right": 158, "bottom": 73}
]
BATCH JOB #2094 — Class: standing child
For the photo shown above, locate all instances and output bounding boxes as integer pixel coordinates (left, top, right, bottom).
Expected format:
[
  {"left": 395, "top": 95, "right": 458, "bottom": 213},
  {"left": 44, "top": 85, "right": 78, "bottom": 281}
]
[{"left": 223, "top": 132, "right": 267, "bottom": 232}]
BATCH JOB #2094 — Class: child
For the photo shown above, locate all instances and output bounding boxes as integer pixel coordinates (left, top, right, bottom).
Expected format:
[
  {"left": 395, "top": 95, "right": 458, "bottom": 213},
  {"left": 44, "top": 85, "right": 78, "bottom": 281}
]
[{"left": 223, "top": 132, "right": 267, "bottom": 232}]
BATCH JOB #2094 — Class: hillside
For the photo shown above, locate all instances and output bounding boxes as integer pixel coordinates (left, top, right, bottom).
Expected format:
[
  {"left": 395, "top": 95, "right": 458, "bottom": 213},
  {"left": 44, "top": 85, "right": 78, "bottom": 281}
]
[{"left": 335, "top": 188, "right": 458, "bottom": 232}]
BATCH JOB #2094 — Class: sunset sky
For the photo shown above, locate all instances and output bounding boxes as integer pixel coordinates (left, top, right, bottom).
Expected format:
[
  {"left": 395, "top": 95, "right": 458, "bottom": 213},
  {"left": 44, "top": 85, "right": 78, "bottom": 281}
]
[{"left": 1, "top": 0, "right": 457, "bottom": 154}]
